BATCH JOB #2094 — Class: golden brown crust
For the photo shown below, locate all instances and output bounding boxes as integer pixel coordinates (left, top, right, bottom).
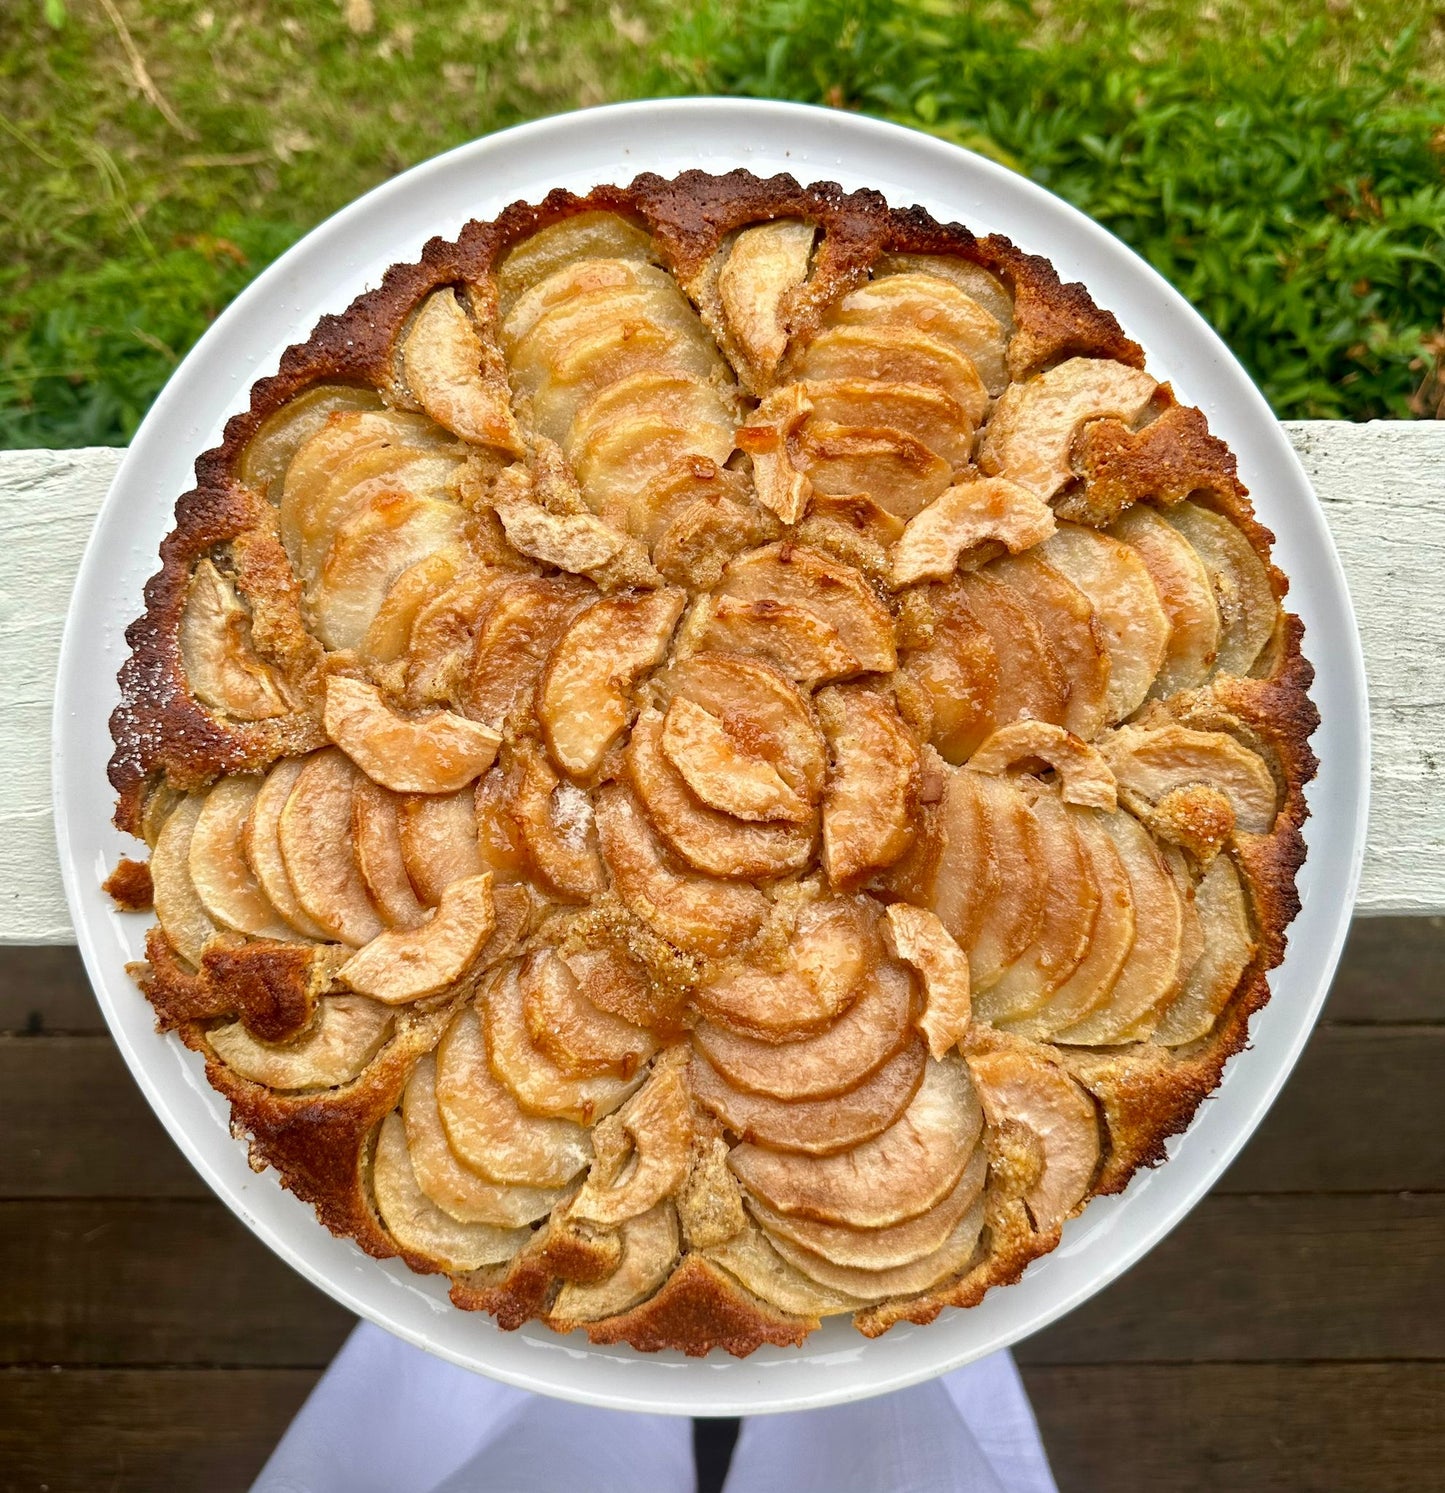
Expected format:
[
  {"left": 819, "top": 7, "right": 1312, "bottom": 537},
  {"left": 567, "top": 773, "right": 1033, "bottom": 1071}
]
[
  {"left": 107, "top": 169, "right": 1317, "bottom": 1359},
  {"left": 103, "top": 856, "right": 153, "bottom": 911}
]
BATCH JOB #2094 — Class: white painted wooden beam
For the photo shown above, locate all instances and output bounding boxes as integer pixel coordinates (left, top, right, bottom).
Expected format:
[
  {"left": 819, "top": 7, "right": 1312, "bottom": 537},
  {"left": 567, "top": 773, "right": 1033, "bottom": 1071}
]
[{"left": 1, "top": 425, "right": 1441, "bottom": 942}]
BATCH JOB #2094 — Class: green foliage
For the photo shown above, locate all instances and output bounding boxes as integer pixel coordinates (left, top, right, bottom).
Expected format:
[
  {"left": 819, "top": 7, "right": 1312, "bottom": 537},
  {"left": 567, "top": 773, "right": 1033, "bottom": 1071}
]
[{"left": 654, "top": 0, "right": 1445, "bottom": 420}]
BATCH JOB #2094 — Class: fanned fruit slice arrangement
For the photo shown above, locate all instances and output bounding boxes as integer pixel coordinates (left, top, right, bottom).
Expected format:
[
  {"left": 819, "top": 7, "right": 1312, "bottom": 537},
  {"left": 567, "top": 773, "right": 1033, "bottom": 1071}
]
[{"left": 107, "top": 171, "right": 1317, "bottom": 1357}]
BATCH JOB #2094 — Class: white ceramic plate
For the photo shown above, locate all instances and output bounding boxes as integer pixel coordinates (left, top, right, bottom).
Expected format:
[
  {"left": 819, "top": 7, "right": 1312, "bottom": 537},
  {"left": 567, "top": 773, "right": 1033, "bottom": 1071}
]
[{"left": 53, "top": 98, "right": 1369, "bottom": 1416}]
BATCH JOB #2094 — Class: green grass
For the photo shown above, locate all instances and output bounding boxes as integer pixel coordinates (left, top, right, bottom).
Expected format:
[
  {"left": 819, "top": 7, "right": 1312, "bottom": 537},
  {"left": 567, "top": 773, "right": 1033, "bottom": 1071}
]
[{"left": 2, "top": 0, "right": 1443, "bottom": 446}]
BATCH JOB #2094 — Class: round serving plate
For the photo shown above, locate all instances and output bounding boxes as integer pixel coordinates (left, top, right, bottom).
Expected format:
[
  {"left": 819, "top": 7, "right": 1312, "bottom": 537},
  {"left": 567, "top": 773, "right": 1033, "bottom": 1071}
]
[{"left": 53, "top": 97, "right": 1369, "bottom": 1416}]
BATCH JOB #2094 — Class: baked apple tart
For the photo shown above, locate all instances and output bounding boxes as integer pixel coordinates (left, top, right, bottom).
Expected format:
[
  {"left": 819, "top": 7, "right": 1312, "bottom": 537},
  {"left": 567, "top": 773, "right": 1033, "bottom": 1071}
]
[{"left": 107, "top": 170, "right": 1316, "bottom": 1356}]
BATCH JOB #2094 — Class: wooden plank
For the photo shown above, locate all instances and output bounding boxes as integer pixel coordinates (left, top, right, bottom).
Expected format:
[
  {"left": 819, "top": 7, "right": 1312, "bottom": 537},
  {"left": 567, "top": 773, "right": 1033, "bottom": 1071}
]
[
  {"left": 1017, "top": 1193, "right": 1445, "bottom": 1366},
  {"left": 1323, "top": 916, "right": 1445, "bottom": 1023},
  {"left": 0, "top": 946, "right": 109, "bottom": 1034},
  {"left": 1024, "top": 1363, "right": 1445, "bottom": 1493},
  {"left": 3, "top": 423, "right": 1444, "bottom": 944},
  {"left": 0, "top": 1367, "right": 317, "bottom": 1493},
  {"left": 0, "top": 1201, "right": 353, "bottom": 1368}
]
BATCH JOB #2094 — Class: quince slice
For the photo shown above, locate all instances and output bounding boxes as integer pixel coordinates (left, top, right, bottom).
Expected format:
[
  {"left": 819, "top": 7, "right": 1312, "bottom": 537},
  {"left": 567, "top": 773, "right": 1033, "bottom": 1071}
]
[
  {"left": 1111, "top": 504, "right": 1222, "bottom": 697},
  {"left": 1153, "top": 852, "right": 1256, "bottom": 1046},
  {"left": 691, "top": 1038, "right": 925, "bottom": 1156},
  {"left": 967, "top": 1046, "right": 1100, "bottom": 1232},
  {"left": 978, "top": 357, "right": 1158, "bottom": 499},
  {"left": 1101, "top": 723, "right": 1277, "bottom": 834},
  {"left": 396, "top": 786, "right": 483, "bottom": 906},
  {"left": 695, "top": 960, "right": 913, "bottom": 1103},
  {"left": 549, "top": 1202, "right": 681, "bottom": 1325},
  {"left": 242, "top": 760, "right": 333, "bottom": 941},
  {"left": 402, "top": 1055, "right": 565, "bottom": 1227},
  {"left": 798, "top": 326, "right": 989, "bottom": 427},
  {"left": 539, "top": 588, "right": 685, "bottom": 780},
  {"left": 520, "top": 948, "right": 657, "bottom": 1078},
  {"left": 967, "top": 720, "right": 1117, "bottom": 810},
  {"left": 817, "top": 685, "right": 921, "bottom": 889},
  {"left": 207, "top": 992, "right": 393, "bottom": 1090},
  {"left": 337, "top": 873, "right": 495, "bottom": 1003},
  {"left": 682, "top": 595, "right": 859, "bottom": 688},
  {"left": 594, "top": 785, "right": 768, "bottom": 956},
  {"left": 1039, "top": 523, "right": 1169, "bottom": 722},
  {"left": 1164, "top": 500, "right": 1278, "bottom": 677},
  {"left": 889, "top": 479, "right": 1056, "bottom": 588},
  {"left": 435, "top": 1000, "right": 592, "bottom": 1187},
  {"left": 401, "top": 289, "right": 521, "bottom": 451},
  {"left": 324, "top": 674, "right": 499, "bottom": 794},
  {"left": 180, "top": 561, "right": 290, "bottom": 720},
  {"left": 718, "top": 218, "right": 816, "bottom": 379},
  {"left": 730, "top": 1054, "right": 982, "bottom": 1229},
  {"left": 661, "top": 696, "right": 809, "bottom": 823},
  {"left": 372, "top": 1111, "right": 530, "bottom": 1271},
  {"left": 884, "top": 904, "right": 971, "bottom": 1058},
  {"left": 189, "top": 777, "right": 299, "bottom": 941},
  {"left": 350, "top": 777, "right": 428, "bottom": 929}
]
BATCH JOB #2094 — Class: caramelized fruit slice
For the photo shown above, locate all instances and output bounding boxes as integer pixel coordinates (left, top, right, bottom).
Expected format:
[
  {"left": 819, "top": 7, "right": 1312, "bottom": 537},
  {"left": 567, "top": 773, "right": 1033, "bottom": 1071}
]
[
  {"left": 503, "top": 742, "right": 604, "bottom": 901},
  {"left": 463, "top": 575, "right": 595, "bottom": 728},
  {"left": 495, "top": 211, "right": 654, "bottom": 315},
  {"left": 874, "top": 254, "right": 1014, "bottom": 329},
  {"left": 401, "top": 289, "right": 519, "bottom": 450},
  {"left": 730, "top": 1054, "right": 981, "bottom": 1228},
  {"left": 889, "top": 478, "right": 1056, "bottom": 588},
  {"left": 501, "top": 252, "right": 658, "bottom": 344},
  {"left": 918, "top": 767, "right": 996, "bottom": 951},
  {"left": 520, "top": 949, "right": 657, "bottom": 1078},
  {"left": 957, "top": 569, "right": 1069, "bottom": 733},
  {"left": 1154, "top": 853, "right": 1256, "bottom": 1046},
  {"left": 189, "top": 778, "right": 298, "bottom": 940},
  {"left": 550, "top": 1202, "right": 680, "bottom": 1324},
  {"left": 884, "top": 903, "right": 971, "bottom": 1058},
  {"left": 351, "top": 777, "right": 428, "bottom": 929},
  {"left": 797, "top": 419, "right": 953, "bottom": 523},
  {"left": 719, "top": 218, "right": 815, "bottom": 376},
  {"left": 243, "top": 759, "right": 334, "bottom": 941},
  {"left": 804, "top": 379, "right": 976, "bottom": 473},
  {"left": 1103, "top": 723, "right": 1277, "bottom": 833},
  {"left": 207, "top": 993, "right": 393, "bottom": 1090},
  {"left": 967, "top": 720, "right": 1117, "bottom": 810},
  {"left": 966, "top": 775, "right": 1047, "bottom": 991},
  {"left": 798, "top": 326, "right": 989, "bottom": 428},
  {"left": 397, "top": 787, "right": 482, "bottom": 906},
  {"left": 152, "top": 795, "right": 232, "bottom": 966},
  {"left": 660, "top": 696, "right": 808, "bottom": 823},
  {"left": 1164, "top": 500, "right": 1278, "bottom": 677},
  {"left": 899, "top": 583, "right": 998, "bottom": 764},
  {"left": 239, "top": 383, "right": 382, "bottom": 500},
  {"left": 360, "top": 548, "right": 469, "bottom": 666},
  {"left": 435, "top": 1001, "right": 591, "bottom": 1187},
  {"left": 683, "top": 595, "right": 859, "bottom": 687},
  {"left": 706, "top": 1222, "right": 863, "bottom": 1318},
  {"left": 180, "top": 561, "right": 290, "bottom": 720}
]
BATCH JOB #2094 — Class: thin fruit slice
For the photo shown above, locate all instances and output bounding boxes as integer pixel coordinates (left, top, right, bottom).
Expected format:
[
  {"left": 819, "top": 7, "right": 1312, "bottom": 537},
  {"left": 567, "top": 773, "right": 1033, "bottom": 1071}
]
[
  {"left": 401, "top": 288, "right": 519, "bottom": 450},
  {"left": 435, "top": 1001, "right": 591, "bottom": 1187},
  {"left": 691, "top": 1039, "right": 926, "bottom": 1156},
  {"left": 796, "top": 419, "right": 953, "bottom": 522},
  {"left": 550, "top": 1202, "right": 680, "bottom": 1324},
  {"left": 694, "top": 961, "right": 913, "bottom": 1102},
  {"left": 730, "top": 1054, "right": 982, "bottom": 1228},
  {"left": 151, "top": 795, "right": 230, "bottom": 967},
  {"left": 180, "top": 561, "right": 290, "bottom": 720},
  {"left": 660, "top": 696, "right": 808, "bottom": 823},
  {"left": 957, "top": 570, "right": 1068, "bottom": 733},
  {"left": 719, "top": 218, "right": 815, "bottom": 376},
  {"left": 277, "top": 750, "right": 383, "bottom": 948},
  {"left": 889, "top": 478, "right": 1055, "bottom": 587},
  {"left": 462, "top": 575, "right": 595, "bottom": 729},
  {"left": 874, "top": 254, "right": 1015, "bottom": 329},
  {"left": 323, "top": 674, "right": 500, "bottom": 794},
  {"left": 207, "top": 993, "right": 393, "bottom": 1090},
  {"left": 539, "top": 588, "right": 685, "bottom": 780},
  {"left": 966, "top": 720, "right": 1117, "bottom": 810},
  {"left": 1039, "top": 523, "right": 1169, "bottom": 722},
  {"left": 1164, "top": 500, "right": 1278, "bottom": 677},
  {"left": 798, "top": 325, "right": 989, "bottom": 427},
  {"left": 884, "top": 904, "right": 971, "bottom": 1058},
  {"left": 1154, "top": 853, "right": 1257, "bottom": 1046},
  {"left": 361, "top": 547, "right": 469, "bottom": 666},
  {"left": 503, "top": 742, "right": 605, "bottom": 901},
  {"left": 495, "top": 212, "right": 654, "bottom": 317},
  {"left": 243, "top": 759, "right": 334, "bottom": 941},
  {"left": 337, "top": 873, "right": 495, "bottom": 1004},
  {"left": 707, "top": 1222, "right": 863, "bottom": 1318},
  {"left": 397, "top": 787, "right": 482, "bottom": 906},
  {"left": 520, "top": 948, "right": 657, "bottom": 1078},
  {"left": 1102, "top": 723, "right": 1278, "bottom": 834},
  {"left": 684, "top": 595, "right": 859, "bottom": 686},
  {"left": 918, "top": 767, "right": 996, "bottom": 950},
  {"left": 967, "top": 776, "right": 1046, "bottom": 991},
  {"left": 372, "top": 1111, "right": 529, "bottom": 1271},
  {"left": 189, "top": 778, "right": 298, "bottom": 940},
  {"left": 239, "top": 383, "right": 382, "bottom": 500},
  {"left": 351, "top": 778, "right": 428, "bottom": 929},
  {"left": 898, "top": 583, "right": 998, "bottom": 764},
  {"left": 805, "top": 378, "right": 975, "bottom": 472},
  {"left": 968, "top": 1047, "right": 1100, "bottom": 1232},
  {"left": 402, "top": 1055, "right": 564, "bottom": 1227}
]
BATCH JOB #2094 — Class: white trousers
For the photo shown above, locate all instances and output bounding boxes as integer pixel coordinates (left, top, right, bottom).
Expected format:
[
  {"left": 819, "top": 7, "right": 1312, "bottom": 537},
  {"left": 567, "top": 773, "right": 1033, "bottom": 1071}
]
[{"left": 254, "top": 1321, "right": 1058, "bottom": 1493}]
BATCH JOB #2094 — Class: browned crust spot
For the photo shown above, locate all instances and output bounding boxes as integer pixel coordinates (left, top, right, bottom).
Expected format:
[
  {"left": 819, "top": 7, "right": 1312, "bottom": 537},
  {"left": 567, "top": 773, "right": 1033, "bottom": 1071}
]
[{"left": 103, "top": 856, "right": 153, "bottom": 911}]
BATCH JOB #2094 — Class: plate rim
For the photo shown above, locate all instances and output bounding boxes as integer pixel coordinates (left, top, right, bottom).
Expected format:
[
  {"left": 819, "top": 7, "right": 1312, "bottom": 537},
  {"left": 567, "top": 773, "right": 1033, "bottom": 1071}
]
[{"left": 52, "top": 95, "right": 1370, "bottom": 1416}]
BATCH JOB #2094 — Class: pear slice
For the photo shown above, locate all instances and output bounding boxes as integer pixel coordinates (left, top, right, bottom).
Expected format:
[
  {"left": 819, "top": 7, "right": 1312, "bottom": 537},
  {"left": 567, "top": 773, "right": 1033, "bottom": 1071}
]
[
  {"left": 277, "top": 750, "right": 383, "bottom": 947},
  {"left": 1102, "top": 722, "right": 1277, "bottom": 834},
  {"left": 400, "top": 288, "right": 520, "bottom": 451},
  {"left": 717, "top": 544, "right": 896, "bottom": 674},
  {"left": 889, "top": 478, "right": 1056, "bottom": 588},
  {"left": 1154, "top": 853, "right": 1257, "bottom": 1046},
  {"left": 733, "top": 382, "right": 815, "bottom": 525},
  {"left": 372, "top": 1111, "right": 530, "bottom": 1271},
  {"left": 730, "top": 1054, "right": 982, "bottom": 1228},
  {"left": 884, "top": 904, "right": 971, "bottom": 1058},
  {"left": 967, "top": 721, "right": 1117, "bottom": 811},
  {"left": 397, "top": 562, "right": 517, "bottom": 707},
  {"left": 1112, "top": 504, "right": 1222, "bottom": 697},
  {"left": 351, "top": 777, "right": 428, "bottom": 930},
  {"left": 594, "top": 785, "right": 768, "bottom": 956},
  {"left": 682, "top": 596, "right": 858, "bottom": 688},
  {"left": 804, "top": 378, "right": 976, "bottom": 473},
  {"left": 898, "top": 582, "right": 999, "bottom": 765},
  {"left": 507, "top": 278, "right": 677, "bottom": 389},
  {"left": 957, "top": 570, "right": 1069, "bottom": 734},
  {"left": 974, "top": 791, "right": 1100, "bottom": 1021},
  {"left": 968, "top": 1047, "right": 1100, "bottom": 1231},
  {"left": 628, "top": 709, "right": 814, "bottom": 880},
  {"left": 917, "top": 766, "right": 996, "bottom": 951},
  {"left": 650, "top": 470, "right": 778, "bottom": 583},
  {"left": 832, "top": 272, "right": 1008, "bottom": 393},
  {"left": 695, "top": 961, "right": 913, "bottom": 1102},
  {"left": 397, "top": 787, "right": 482, "bottom": 906},
  {"left": 874, "top": 254, "right": 1015, "bottom": 330},
  {"left": 693, "top": 896, "right": 874, "bottom": 1038},
  {"left": 402, "top": 1054, "right": 565, "bottom": 1226},
  {"left": 435, "top": 1000, "right": 592, "bottom": 1187},
  {"left": 324, "top": 675, "right": 499, "bottom": 795},
  {"left": 569, "top": 1059, "right": 693, "bottom": 1226},
  {"left": 691, "top": 1038, "right": 925, "bottom": 1155},
  {"left": 180, "top": 561, "right": 290, "bottom": 720},
  {"left": 502, "top": 742, "right": 605, "bottom": 901},
  {"left": 189, "top": 777, "right": 299, "bottom": 940},
  {"left": 719, "top": 218, "right": 816, "bottom": 376},
  {"left": 817, "top": 685, "right": 920, "bottom": 889},
  {"left": 1164, "top": 500, "right": 1278, "bottom": 677},
  {"left": 576, "top": 420, "right": 737, "bottom": 539},
  {"left": 1005, "top": 806, "right": 1137, "bottom": 1040},
  {"left": 752, "top": 1144, "right": 986, "bottom": 1273},
  {"left": 1054, "top": 811, "right": 1184, "bottom": 1044},
  {"left": 337, "top": 873, "right": 494, "bottom": 1003},
  {"left": 495, "top": 212, "right": 654, "bottom": 316},
  {"left": 360, "top": 547, "right": 469, "bottom": 666},
  {"left": 502, "top": 254, "right": 659, "bottom": 345},
  {"left": 492, "top": 494, "right": 633, "bottom": 578},
  {"left": 520, "top": 948, "right": 657, "bottom": 1078},
  {"left": 484, "top": 963, "right": 642, "bottom": 1123},
  {"left": 767, "top": 1197, "right": 985, "bottom": 1302},
  {"left": 238, "top": 383, "right": 383, "bottom": 500},
  {"left": 151, "top": 794, "right": 225, "bottom": 968},
  {"left": 538, "top": 588, "right": 685, "bottom": 780},
  {"left": 798, "top": 325, "right": 989, "bottom": 427},
  {"left": 568, "top": 371, "right": 734, "bottom": 475},
  {"left": 207, "top": 992, "right": 393, "bottom": 1090},
  {"left": 978, "top": 357, "right": 1158, "bottom": 499},
  {"left": 462, "top": 575, "right": 595, "bottom": 729},
  {"left": 1039, "top": 522, "right": 1169, "bottom": 722},
  {"left": 550, "top": 1202, "right": 680, "bottom": 1324},
  {"left": 797, "top": 419, "right": 954, "bottom": 522},
  {"left": 660, "top": 696, "right": 808, "bottom": 823},
  {"left": 707, "top": 1221, "right": 863, "bottom": 1318},
  {"left": 967, "top": 776, "right": 1047, "bottom": 991},
  {"left": 243, "top": 759, "right": 334, "bottom": 941}
]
